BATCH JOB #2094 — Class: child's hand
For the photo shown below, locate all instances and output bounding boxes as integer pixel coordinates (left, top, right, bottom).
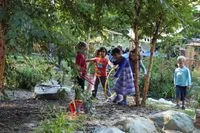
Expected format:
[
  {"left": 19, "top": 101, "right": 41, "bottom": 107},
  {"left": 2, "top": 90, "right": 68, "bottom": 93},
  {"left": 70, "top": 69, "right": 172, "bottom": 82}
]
[
  {"left": 113, "top": 65, "right": 118, "bottom": 69},
  {"left": 187, "top": 86, "right": 190, "bottom": 90}
]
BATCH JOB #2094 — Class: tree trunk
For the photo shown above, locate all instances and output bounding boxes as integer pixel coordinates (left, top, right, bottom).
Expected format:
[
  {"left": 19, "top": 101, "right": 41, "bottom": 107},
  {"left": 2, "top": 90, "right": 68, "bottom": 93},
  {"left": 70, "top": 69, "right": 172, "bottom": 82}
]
[
  {"left": 0, "top": 0, "right": 6, "bottom": 95},
  {"left": 132, "top": 27, "right": 140, "bottom": 106},
  {"left": 132, "top": 0, "right": 141, "bottom": 106},
  {"left": 141, "top": 14, "right": 162, "bottom": 105},
  {"left": 141, "top": 39, "right": 156, "bottom": 105}
]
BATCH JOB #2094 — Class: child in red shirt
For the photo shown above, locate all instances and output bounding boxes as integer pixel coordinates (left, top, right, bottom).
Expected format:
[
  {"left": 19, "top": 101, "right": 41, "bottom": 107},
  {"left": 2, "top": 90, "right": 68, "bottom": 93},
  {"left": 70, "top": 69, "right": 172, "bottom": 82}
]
[
  {"left": 87, "top": 47, "right": 111, "bottom": 98},
  {"left": 75, "top": 42, "right": 88, "bottom": 91}
]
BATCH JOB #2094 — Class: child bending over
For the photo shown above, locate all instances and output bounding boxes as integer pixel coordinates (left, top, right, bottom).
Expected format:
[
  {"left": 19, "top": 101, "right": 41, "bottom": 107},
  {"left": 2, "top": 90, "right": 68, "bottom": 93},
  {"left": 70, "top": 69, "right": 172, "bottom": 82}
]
[{"left": 111, "top": 47, "right": 135, "bottom": 105}]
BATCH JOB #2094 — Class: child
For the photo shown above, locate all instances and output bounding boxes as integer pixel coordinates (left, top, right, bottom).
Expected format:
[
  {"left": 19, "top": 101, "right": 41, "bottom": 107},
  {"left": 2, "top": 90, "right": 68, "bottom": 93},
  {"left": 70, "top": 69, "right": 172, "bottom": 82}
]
[
  {"left": 111, "top": 47, "right": 135, "bottom": 105},
  {"left": 129, "top": 48, "right": 147, "bottom": 77},
  {"left": 174, "top": 56, "right": 191, "bottom": 110},
  {"left": 87, "top": 47, "right": 111, "bottom": 99},
  {"left": 87, "top": 49, "right": 99, "bottom": 91},
  {"left": 75, "top": 42, "right": 88, "bottom": 91}
]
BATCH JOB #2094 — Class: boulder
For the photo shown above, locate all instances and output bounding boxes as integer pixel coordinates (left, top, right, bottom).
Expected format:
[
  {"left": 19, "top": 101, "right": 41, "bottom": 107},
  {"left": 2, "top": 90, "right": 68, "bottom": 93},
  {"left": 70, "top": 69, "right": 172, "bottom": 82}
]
[
  {"left": 164, "top": 130, "right": 182, "bottom": 133},
  {"left": 34, "top": 79, "right": 71, "bottom": 100},
  {"left": 94, "top": 127, "right": 125, "bottom": 133},
  {"left": 150, "top": 110, "right": 194, "bottom": 133},
  {"left": 114, "top": 115, "right": 158, "bottom": 133}
]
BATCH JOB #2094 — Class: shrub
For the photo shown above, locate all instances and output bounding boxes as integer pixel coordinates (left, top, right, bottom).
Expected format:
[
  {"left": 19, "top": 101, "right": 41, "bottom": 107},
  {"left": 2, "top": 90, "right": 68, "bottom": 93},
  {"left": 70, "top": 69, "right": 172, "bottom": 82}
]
[
  {"left": 5, "top": 55, "right": 71, "bottom": 90},
  {"left": 140, "top": 57, "right": 176, "bottom": 99},
  {"left": 188, "top": 70, "right": 200, "bottom": 106}
]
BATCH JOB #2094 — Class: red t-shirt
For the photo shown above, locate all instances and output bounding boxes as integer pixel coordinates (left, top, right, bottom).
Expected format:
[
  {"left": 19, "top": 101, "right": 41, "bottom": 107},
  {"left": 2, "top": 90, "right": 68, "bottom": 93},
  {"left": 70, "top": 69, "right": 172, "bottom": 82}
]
[
  {"left": 93, "top": 57, "right": 108, "bottom": 77},
  {"left": 76, "top": 52, "right": 87, "bottom": 76}
]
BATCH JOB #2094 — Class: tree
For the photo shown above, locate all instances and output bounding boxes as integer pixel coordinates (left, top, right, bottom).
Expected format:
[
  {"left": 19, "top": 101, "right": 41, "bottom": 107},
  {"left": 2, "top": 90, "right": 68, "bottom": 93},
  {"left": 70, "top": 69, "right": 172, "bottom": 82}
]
[
  {"left": 0, "top": 0, "right": 6, "bottom": 96},
  {"left": 140, "top": 0, "right": 195, "bottom": 105},
  {"left": 0, "top": 0, "right": 87, "bottom": 95},
  {"left": 63, "top": 0, "right": 196, "bottom": 105}
]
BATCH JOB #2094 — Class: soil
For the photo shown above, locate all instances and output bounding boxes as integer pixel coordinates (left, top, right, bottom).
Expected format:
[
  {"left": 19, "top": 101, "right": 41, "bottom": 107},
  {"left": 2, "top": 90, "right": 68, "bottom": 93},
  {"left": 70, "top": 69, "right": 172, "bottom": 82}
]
[
  {"left": 0, "top": 90, "right": 163, "bottom": 133},
  {"left": 0, "top": 90, "right": 69, "bottom": 133},
  {"left": 82, "top": 97, "right": 162, "bottom": 132}
]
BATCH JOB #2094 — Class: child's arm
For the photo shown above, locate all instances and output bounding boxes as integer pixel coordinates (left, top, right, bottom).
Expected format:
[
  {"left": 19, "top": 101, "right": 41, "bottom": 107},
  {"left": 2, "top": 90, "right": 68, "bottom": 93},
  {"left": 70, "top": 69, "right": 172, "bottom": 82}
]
[
  {"left": 139, "top": 60, "right": 147, "bottom": 75},
  {"left": 173, "top": 70, "right": 176, "bottom": 87},
  {"left": 86, "top": 58, "right": 96, "bottom": 62},
  {"left": 187, "top": 68, "right": 192, "bottom": 87},
  {"left": 105, "top": 55, "right": 114, "bottom": 68}
]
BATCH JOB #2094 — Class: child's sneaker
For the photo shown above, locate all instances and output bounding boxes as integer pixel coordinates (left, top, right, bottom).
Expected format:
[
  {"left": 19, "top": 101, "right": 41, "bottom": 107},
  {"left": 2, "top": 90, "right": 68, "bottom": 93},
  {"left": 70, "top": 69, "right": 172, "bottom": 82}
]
[
  {"left": 118, "top": 101, "right": 128, "bottom": 106},
  {"left": 175, "top": 104, "right": 180, "bottom": 109},
  {"left": 113, "top": 95, "right": 123, "bottom": 103}
]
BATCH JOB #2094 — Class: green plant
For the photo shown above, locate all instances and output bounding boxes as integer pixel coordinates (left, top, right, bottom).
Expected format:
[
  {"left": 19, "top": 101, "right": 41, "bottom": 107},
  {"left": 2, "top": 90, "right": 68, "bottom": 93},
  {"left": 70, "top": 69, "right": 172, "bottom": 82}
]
[
  {"left": 5, "top": 55, "right": 72, "bottom": 90},
  {"left": 36, "top": 112, "right": 86, "bottom": 133},
  {"left": 140, "top": 57, "right": 176, "bottom": 99},
  {"left": 187, "top": 70, "right": 200, "bottom": 107},
  {"left": 147, "top": 102, "right": 196, "bottom": 118},
  {"left": 72, "top": 84, "right": 94, "bottom": 114}
]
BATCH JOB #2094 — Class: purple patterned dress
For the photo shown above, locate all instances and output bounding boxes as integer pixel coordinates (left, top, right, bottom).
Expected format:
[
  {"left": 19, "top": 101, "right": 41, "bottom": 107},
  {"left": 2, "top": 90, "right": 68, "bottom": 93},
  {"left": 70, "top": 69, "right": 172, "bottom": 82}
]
[{"left": 113, "top": 57, "right": 135, "bottom": 95}]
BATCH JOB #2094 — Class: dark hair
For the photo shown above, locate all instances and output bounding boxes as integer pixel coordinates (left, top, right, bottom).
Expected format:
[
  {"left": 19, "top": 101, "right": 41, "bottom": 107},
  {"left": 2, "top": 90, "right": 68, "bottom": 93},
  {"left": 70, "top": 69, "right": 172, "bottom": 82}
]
[
  {"left": 94, "top": 49, "right": 100, "bottom": 57},
  {"left": 111, "top": 47, "right": 121, "bottom": 56},
  {"left": 99, "top": 47, "right": 108, "bottom": 55},
  {"left": 76, "top": 42, "right": 87, "bottom": 49}
]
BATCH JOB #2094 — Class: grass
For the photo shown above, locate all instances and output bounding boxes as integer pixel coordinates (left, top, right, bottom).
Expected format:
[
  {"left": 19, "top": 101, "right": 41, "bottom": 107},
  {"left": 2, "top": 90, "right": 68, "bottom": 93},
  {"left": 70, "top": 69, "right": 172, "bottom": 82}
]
[{"left": 147, "top": 101, "right": 196, "bottom": 118}]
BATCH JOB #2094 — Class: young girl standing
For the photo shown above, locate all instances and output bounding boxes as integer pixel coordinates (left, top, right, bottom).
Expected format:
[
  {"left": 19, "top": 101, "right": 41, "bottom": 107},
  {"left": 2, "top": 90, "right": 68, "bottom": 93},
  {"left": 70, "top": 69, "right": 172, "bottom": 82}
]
[
  {"left": 112, "top": 47, "right": 135, "bottom": 105},
  {"left": 87, "top": 47, "right": 111, "bottom": 99}
]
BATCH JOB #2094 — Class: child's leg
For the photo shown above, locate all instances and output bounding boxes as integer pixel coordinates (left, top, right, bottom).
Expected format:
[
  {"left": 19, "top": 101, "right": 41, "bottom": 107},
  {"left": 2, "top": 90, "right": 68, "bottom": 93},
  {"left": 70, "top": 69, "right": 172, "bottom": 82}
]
[
  {"left": 75, "top": 77, "right": 85, "bottom": 99},
  {"left": 123, "top": 96, "right": 127, "bottom": 102},
  {"left": 100, "top": 76, "right": 111, "bottom": 97},
  {"left": 76, "top": 77, "right": 85, "bottom": 90},
  {"left": 92, "top": 77, "right": 100, "bottom": 97},
  {"left": 175, "top": 86, "right": 180, "bottom": 107},
  {"left": 113, "top": 93, "right": 123, "bottom": 103},
  {"left": 118, "top": 95, "right": 128, "bottom": 105},
  {"left": 181, "top": 86, "right": 187, "bottom": 109}
]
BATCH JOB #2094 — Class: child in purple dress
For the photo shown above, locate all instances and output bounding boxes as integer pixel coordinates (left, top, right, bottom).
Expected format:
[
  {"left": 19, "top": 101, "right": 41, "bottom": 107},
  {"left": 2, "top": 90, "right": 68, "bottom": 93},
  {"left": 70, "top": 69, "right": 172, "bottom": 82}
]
[{"left": 111, "top": 47, "right": 135, "bottom": 105}]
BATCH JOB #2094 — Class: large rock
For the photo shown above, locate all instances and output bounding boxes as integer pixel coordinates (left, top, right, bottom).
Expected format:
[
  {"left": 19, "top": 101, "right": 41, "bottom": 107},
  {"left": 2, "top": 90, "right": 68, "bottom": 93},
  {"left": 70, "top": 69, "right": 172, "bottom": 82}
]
[
  {"left": 114, "top": 115, "right": 158, "bottom": 133},
  {"left": 150, "top": 110, "right": 194, "bottom": 133},
  {"left": 94, "top": 127, "right": 125, "bottom": 133},
  {"left": 34, "top": 79, "right": 71, "bottom": 100}
]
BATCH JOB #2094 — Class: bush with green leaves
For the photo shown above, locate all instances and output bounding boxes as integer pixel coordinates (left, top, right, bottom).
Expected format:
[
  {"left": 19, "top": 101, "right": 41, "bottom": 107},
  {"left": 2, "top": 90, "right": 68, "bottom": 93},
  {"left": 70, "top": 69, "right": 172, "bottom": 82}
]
[
  {"left": 140, "top": 57, "right": 176, "bottom": 99},
  {"left": 5, "top": 55, "right": 72, "bottom": 90},
  {"left": 187, "top": 69, "right": 200, "bottom": 106}
]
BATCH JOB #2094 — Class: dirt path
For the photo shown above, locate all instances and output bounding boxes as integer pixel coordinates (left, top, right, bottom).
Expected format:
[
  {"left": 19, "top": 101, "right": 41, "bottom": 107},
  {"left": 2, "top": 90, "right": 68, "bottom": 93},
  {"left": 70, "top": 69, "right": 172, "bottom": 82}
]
[
  {"left": 0, "top": 90, "right": 166, "bottom": 133},
  {"left": 81, "top": 97, "right": 163, "bottom": 132},
  {"left": 0, "top": 90, "right": 69, "bottom": 133}
]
